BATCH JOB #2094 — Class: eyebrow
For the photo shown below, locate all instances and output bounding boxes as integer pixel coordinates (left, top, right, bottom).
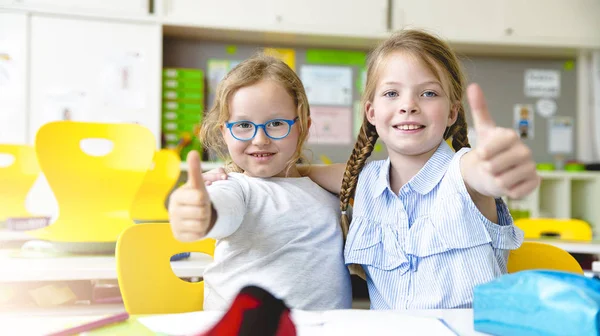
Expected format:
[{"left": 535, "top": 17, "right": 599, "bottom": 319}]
[{"left": 382, "top": 80, "right": 442, "bottom": 87}]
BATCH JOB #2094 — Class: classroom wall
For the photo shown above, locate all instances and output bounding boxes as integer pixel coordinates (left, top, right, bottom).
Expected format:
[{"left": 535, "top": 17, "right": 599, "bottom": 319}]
[{"left": 164, "top": 38, "right": 578, "bottom": 165}]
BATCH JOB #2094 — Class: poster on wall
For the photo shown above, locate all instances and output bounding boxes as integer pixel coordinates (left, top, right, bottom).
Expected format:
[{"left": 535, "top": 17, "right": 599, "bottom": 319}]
[
  {"left": 548, "top": 116, "right": 574, "bottom": 154},
  {"left": 0, "top": 41, "right": 19, "bottom": 121},
  {"left": 300, "top": 65, "right": 352, "bottom": 106},
  {"left": 513, "top": 104, "right": 534, "bottom": 139},
  {"left": 308, "top": 106, "right": 352, "bottom": 145},
  {"left": 100, "top": 51, "right": 146, "bottom": 110},
  {"left": 535, "top": 98, "right": 557, "bottom": 118},
  {"left": 264, "top": 48, "right": 295, "bottom": 71},
  {"left": 524, "top": 69, "right": 561, "bottom": 98},
  {"left": 43, "top": 89, "right": 89, "bottom": 123},
  {"left": 207, "top": 59, "right": 241, "bottom": 109}
]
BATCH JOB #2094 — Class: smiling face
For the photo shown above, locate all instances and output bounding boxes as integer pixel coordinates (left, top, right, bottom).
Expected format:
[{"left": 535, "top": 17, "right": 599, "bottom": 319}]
[
  {"left": 221, "top": 79, "right": 301, "bottom": 178},
  {"left": 366, "top": 52, "right": 458, "bottom": 159}
]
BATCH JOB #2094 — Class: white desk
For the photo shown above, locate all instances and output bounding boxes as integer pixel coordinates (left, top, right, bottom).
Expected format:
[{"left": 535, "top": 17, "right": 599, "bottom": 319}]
[
  {"left": 0, "top": 250, "right": 211, "bottom": 282},
  {"left": 0, "top": 309, "right": 487, "bottom": 336},
  {"left": 526, "top": 239, "right": 600, "bottom": 254}
]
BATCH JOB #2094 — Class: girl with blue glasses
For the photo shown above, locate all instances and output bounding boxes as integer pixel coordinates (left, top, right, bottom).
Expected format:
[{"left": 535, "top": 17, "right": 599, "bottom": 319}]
[{"left": 167, "top": 54, "right": 352, "bottom": 311}]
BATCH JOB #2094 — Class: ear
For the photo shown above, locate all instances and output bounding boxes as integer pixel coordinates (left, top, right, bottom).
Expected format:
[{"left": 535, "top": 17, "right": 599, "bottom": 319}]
[
  {"left": 307, "top": 116, "right": 312, "bottom": 130},
  {"left": 447, "top": 103, "right": 459, "bottom": 127},
  {"left": 365, "top": 101, "right": 376, "bottom": 126}
]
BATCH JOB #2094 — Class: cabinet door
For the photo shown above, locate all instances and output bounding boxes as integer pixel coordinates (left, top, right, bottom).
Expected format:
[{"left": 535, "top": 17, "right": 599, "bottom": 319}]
[
  {"left": 504, "top": 0, "right": 600, "bottom": 47},
  {"left": 0, "top": 11, "right": 28, "bottom": 144},
  {"left": 163, "top": 0, "right": 277, "bottom": 31},
  {"left": 2, "top": 0, "right": 150, "bottom": 16},
  {"left": 28, "top": 15, "right": 162, "bottom": 146},
  {"left": 273, "top": 0, "right": 388, "bottom": 37},
  {"left": 392, "top": 0, "right": 504, "bottom": 42}
]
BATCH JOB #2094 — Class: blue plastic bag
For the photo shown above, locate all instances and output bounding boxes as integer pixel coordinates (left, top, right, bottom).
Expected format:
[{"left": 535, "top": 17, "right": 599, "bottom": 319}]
[{"left": 474, "top": 270, "right": 600, "bottom": 336}]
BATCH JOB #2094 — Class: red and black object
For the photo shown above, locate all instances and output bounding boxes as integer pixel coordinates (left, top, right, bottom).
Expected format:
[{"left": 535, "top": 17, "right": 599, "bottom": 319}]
[{"left": 197, "top": 286, "right": 296, "bottom": 336}]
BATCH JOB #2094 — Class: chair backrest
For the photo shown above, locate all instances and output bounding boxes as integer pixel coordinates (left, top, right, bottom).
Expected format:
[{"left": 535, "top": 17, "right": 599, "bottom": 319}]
[
  {"left": 515, "top": 218, "right": 592, "bottom": 241},
  {"left": 28, "top": 121, "right": 155, "bottom": 242},
  {"left": 0, "top": 144, "right": 40, "bottom": 221},
  {"left": 507, "top": 241, "right": 583, "bottom": 274},
  {"left": 116, "top": 223, "right": 215, "bottom": 314},
  {"left": 130, "top": 149, "right": 181, "bottom": 222}
]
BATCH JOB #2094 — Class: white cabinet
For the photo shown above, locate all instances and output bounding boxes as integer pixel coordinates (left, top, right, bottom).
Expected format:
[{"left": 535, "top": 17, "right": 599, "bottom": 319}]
[
  {"left": 0, "top": 10, "right": 28, "bottom": 144},
  {"left": 162, "top": 0, "right": 278, "bottom": 30},
  {"left": 273, "top": 0, "right": 389, "bottom": 37},
  {"left": 0, "top": 0, "right": 150, "bottom": 17},
  {"left": 392, "top": 0, "right": 504, "bottom": 42},
  {"left": 504, "top": 0, "right": 600, "bottom": 47},
  {"left": 162, "top": 0, "right": 389, "bottom": 38},
  {"left": 28, "top": 15, "right": 162, "bottom": 146}
]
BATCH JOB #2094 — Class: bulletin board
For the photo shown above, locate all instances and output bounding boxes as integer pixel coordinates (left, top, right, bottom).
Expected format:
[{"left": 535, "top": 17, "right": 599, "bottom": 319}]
[{"left": 163, "top": 38, "right": 578, "bottom": 165}]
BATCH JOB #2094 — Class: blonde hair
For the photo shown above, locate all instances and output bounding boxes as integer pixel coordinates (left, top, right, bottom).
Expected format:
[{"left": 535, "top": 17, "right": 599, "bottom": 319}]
[
  {"left": 200, "top": 54, "right": 311, "bottom": 175},
  {"left": 339, "top": 30, "right": 471, "bottom": 278}
]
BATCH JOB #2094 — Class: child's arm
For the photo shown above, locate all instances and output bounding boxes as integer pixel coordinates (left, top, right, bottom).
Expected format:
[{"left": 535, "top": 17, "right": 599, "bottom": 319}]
[
  {"left": 169, "top": 151, "right": 245, "bottom": 241},
  {"left": 460, "top": 84, "right": 540, "bottom": 222},
  {"left": 298, "top": 163, "right": 346, "bottom": 194},
  {"left": 202, "top": 163, "right": 347, "bottom": 195}
]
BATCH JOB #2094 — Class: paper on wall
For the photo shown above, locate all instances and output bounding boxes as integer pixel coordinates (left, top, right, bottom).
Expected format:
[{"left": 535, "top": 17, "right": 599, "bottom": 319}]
[
  {"left": 353, "top": 100, "right": 363, "bottom": 138},
  {"left": 514, "top": 104, "right": 534, "bottom": 139},
  {"left": 536, "top": 98, "right": 557, "bottom": 118},
  {"left": 301, "top": 65, "right": 352, "bottom": 106},
  {"left": 308, "top": 106, "right": 352, "bottom": 145},
  {"left": 100, "top": 51, "right": 146, "bottom": 110},
  {"left": 524, "top": 69, "right": 561, "bottom": 98},
  {"left": 264, "top": 48, "right": 296, "bottom": 71},
  {"left": 207, "top": 59, "right": 240, "bottom": 109},
  {"left": 0, "top": 41, "right": 20, "bottom": 122},
  {"left": 548, "top": 116, "right": 574, "bottom": 154},
  {"left": 42, "top": 89, "right": 89, "bottom": 123}
]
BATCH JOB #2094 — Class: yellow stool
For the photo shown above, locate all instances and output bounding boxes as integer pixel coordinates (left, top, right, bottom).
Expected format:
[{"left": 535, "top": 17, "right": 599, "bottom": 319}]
[
  {"left": 130, "top": 149, "right": 181, "bottom": 222},
  {"left": 116, "top": 223, "right": 215, "bottom": 314},
  {"left": 27, "top": 121, "right": 155, "bottom": 243},
  {"left": 508, "top": 241, "right": 583, "bottom": 274},
  {"left": 0, "top": 144, "right": 40, "bottom": 221},
  {"left": 515, "top": 218, "right": 592, "bottom": 241}
]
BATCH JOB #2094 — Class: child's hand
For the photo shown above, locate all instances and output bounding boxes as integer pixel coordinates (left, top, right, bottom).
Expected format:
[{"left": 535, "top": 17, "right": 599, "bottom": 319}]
[
  {"left": 168, "top": 150, "right": 216, "bottom": 242},
  {"left": 464, "top": 84, "right": 540, "bottom": 199},
  {"left": 203, "top": 167, "right": 228, "bottom": 186}
]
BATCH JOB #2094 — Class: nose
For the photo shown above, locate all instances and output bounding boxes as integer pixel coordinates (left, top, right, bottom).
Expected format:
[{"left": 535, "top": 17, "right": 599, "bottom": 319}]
[
  {"left": 399, "top": 94, "right": 419, "bottom": 114},
  {"left": 251, "top": 126, "right": 271, "bottom": 146}
]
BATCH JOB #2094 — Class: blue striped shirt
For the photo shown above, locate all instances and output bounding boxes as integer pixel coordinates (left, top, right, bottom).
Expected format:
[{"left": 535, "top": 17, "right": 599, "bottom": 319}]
[{"left": 344, "top": 141, "right": 524, "bottom": 309}]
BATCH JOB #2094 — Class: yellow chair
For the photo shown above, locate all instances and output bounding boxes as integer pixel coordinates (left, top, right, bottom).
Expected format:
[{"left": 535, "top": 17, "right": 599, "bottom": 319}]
[
  {"left": 0, "top": 144, "right": 40, "bottom": 221},
  {"left": 507, "top": 241, "right": 583, "bottom": 274},
  {"left": 116, "top": 223, "right": 215, "bottom": 314},
  {"left": 130, "top": 149, "right": 181, "bottom": 222},
  {"left": 28, "top": 121, "right": 155, "bottom": 242},
  {"left": 515, "top": 218, "right": 592, "bottom": 241}
]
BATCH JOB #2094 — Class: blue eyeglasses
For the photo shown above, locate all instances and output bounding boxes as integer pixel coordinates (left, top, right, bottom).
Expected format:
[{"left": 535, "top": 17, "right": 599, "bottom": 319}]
[{"left": 225, "top": 117, "right": 299, "bottom": 141}]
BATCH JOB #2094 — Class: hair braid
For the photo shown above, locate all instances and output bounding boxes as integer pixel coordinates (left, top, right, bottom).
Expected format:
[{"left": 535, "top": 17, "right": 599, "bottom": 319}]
[
  {"left": 448, "top": 106, "right": 471, "bottom": 151},
  {"left": 339, "top": 119, "right": 379, "bottom": 279}
]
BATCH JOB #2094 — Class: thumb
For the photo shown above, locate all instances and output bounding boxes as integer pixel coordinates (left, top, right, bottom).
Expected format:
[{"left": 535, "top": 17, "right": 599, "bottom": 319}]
[
  {"left": 467, "top": 83, "right": 496, "bottom": 134},
  {"left": 186, "top": 150, "right": 204, "bottom": 190}
]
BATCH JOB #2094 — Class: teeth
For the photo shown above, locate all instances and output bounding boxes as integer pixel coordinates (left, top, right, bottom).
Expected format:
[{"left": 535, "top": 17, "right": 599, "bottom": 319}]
[
  {"left": 252, "top": 153, "right": 272, "bottom": 157},
  {"left": 396, "top": 125, "right": 422, "bottom": 130}
]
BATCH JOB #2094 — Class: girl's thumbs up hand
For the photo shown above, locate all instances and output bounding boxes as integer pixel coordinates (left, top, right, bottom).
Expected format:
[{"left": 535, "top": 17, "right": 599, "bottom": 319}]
[
  {"left": 462, "top": 84, "right": 540, "bottom": 199},
  {"left": 168, "top": 150, "right": 216, "bottom": 241}
]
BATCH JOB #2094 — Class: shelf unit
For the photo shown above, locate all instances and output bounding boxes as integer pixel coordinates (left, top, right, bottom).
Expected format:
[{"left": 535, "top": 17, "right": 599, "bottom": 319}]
[{"left": 515, "top": 171, "right": 600, "bottom": 236}]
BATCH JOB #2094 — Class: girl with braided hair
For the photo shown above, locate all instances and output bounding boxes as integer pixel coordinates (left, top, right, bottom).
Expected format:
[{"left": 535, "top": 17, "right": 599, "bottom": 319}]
[{"left": 204, "top": 30, "right": 539, "bottom": 309}]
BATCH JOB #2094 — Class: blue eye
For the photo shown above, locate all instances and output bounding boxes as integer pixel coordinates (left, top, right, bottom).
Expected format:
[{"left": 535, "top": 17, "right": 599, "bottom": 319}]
[
  {"left": 384, "top": 91, "right": 398, "bottom": 98},
  {"left": 235, "top": 122, "right": 253, "bottom": 129},
  {"left": 422, "top": 91, "right": 438, "bottom": 98},
  {"left": 266, "top": 120, "right": 284, "bottom": 128}
]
